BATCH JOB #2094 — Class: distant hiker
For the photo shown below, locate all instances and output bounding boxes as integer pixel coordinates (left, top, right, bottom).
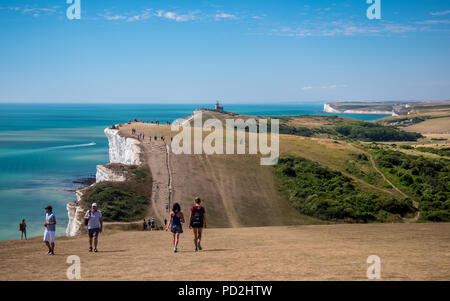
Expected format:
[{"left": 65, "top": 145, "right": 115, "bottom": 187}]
[
  {"left": 143, "top": 219, "right": 147, "bottom": 231},
  {"left": 154, "top": 135, "right": 157, "bottom": 141},
  {"left": 84, "top": 203, "right": 103, "bottom": 253},
  {"left": 164, "top": 218, "right": 167, "bottom": 226},
  {"left": 165, "top": 203, "right": 185, "bottom": 253},
  {"left": 132, "top": 128, "right": 136, "bottom": 135},
  {"left": 189, "top": 197, "right": 206, "bottom": 252},
  {"left": 20, "top": 219, "right": 27, "bottom": 240},
  {"left": 150, "top": 218, "right": 155, "bottom": 231},
  {"left": 149, "top": 136, "right": 152, "bottom": 142},
  {"left": 43, "top": 206, "right": 56, "bottom": 255}
]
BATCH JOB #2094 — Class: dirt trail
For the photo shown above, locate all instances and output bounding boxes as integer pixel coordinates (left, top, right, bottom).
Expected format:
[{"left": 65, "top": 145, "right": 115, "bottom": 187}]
[{"left": 144, "top": 140, "right": 171, "bottom": 223}]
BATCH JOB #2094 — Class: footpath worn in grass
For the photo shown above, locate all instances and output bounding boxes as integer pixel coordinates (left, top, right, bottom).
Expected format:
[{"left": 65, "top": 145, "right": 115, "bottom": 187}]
[{"left": 1, "top": 223, "right": 449, "bottom": 280}]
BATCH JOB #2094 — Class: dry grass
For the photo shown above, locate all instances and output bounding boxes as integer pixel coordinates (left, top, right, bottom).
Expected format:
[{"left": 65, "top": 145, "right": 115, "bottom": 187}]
[
  {"left": 404, "top": 117, "right": 450, "bottom": 134},
  {"left": 1, "top": 223, "right": 449, "bottom": 281}
]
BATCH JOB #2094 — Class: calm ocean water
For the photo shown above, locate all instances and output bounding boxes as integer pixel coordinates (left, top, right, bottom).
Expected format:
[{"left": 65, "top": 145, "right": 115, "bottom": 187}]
[{"left": 0, "top": 103, "right": 388, "bottom": 240}]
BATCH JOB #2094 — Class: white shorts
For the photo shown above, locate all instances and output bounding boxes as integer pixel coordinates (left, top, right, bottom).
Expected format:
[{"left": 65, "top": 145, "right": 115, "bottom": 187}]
[{"left": 43, "top": 230, "right": 55, "bottom": 243}]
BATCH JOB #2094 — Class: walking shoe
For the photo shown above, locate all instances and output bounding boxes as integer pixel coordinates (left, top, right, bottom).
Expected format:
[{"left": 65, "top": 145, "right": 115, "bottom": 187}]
[
  {"left": 94, "top": 248, "right": 98, "bottom": 253},
  {"left": 194, "top": 248, "right": 198, "bottom": 252},
  {"left": 173, "top": 248, "right": 178, "bottom": 253},
  {"left": 89, "top": 247, "right": 93, "bottom": 252},
  {"left": 198, "top": 243, "right": 202, "bottom": 251}
]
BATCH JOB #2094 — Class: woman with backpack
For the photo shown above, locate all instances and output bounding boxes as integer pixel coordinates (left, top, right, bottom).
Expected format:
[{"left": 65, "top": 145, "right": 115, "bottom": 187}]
[
  {"left": 165, "top": 203, "right": 185, "bottom": 253},
  {"left": 189, "top": 197, "right": 206, "bottom": 252}
]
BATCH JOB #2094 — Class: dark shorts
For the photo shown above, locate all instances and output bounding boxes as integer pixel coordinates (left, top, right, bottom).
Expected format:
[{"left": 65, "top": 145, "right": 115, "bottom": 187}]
[
  {"left": 171, "top": 225, "right": 183, "bottom": 234},
  {"left": 190, "top": 222, "right": 204, "bottom": 228},
  {"left": 88, "top": 228, "right": 100, "bottom": 238}
]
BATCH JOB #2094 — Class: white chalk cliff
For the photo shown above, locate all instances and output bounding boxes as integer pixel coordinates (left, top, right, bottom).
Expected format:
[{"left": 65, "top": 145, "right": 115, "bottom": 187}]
[
  {"left": 323, "top": 103, "right": 342, "bottom": 113},
  {"left": 96, "top": 165, "right": 126, "bottom": 182},
  {"left": 66, "top": 126, "right": 142, "bottom": 236},
  {"left": 104, "top": 128, "right": 142, "bottom": 165}
]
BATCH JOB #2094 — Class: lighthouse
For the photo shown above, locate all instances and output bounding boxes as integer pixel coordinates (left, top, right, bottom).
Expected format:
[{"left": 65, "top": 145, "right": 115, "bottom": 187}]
[{"left": 214, "top": 101, "right": 224, "bottom": 112}]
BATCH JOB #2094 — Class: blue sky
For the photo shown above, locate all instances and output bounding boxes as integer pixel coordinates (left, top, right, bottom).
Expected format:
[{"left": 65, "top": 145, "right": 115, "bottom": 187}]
[{"left": 0, "top": 0, "right": 449, "bottom": 103}]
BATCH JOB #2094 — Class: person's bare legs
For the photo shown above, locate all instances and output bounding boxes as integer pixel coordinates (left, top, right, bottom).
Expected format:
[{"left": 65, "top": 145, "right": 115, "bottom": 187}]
[
  {"left": 45, "top": 241, "right": 51, "bottom": 252},
  {"left": 174, "top": 234, "right": 180, "bottom": 249},
  {"left": 89, "top": 237, "right": 93, "bottom": 250},
  {"left": 45, "top": 241, "right": 54, "bottom": 254},
  {"left": 94, "top": 236, "right": 98, "bottom": 251},
  {"left": 197, "top": 228, "right": 203, "bottom": 250},
  {"left": 193, "top": 228, "right": 199, "bottom": 250}
]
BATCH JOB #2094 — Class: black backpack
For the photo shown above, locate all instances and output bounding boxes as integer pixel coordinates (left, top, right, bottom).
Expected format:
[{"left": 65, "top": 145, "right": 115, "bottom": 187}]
[
  {"left": 191, "top": 207, "right": 204, "bottom": 227},
  {"left": 84, "top": 210, "right": 91, "bottom": 226}
]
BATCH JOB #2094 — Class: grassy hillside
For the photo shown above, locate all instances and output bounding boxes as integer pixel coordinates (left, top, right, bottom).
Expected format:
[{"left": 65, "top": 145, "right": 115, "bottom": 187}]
[
  {"left": 82, "top": 165, "right": 152, "bottom": 222},
  {"left": 368, "top": 147, "right": 450, "bottom": 222},
  {"left": 275, "top": 156, "right": 415, "bottom": 222}
]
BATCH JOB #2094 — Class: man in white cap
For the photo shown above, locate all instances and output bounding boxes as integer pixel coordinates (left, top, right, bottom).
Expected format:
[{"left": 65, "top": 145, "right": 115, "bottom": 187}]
[{"left": 84, "top": 203, "right": 103, "bottom": 252}]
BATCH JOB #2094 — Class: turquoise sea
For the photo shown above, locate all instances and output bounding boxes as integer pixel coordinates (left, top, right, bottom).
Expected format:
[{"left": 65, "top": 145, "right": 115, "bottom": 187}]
[{"left": 0, "top": 103, "right": 389, "bottom": 240}]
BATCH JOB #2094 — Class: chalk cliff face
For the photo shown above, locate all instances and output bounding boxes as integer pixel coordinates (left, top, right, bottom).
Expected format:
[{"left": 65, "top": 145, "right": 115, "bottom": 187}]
[
  {"left": 323, "top": 103, "right": 342, "bottom": 113},
  {"left": 96, "top": 165, "right": 126, "bottom": 182},
  {"left": 66, "top": 126, "right": 142, "bottom": 236},
  {"left": 323, "top": 103, "right": 395, "bottom": 116},
  {"left": 65, "top": 188, "right": 90, "bottom": 236},
  {"left": 105, "top": 128, "right": 142, "bottom": 165}
]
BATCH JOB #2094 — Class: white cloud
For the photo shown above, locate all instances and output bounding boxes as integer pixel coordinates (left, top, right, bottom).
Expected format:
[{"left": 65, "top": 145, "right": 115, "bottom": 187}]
[
  {"left": 215, "top": 12, "right": 237, "bottom": 20},
  {"left": 301, "top": 86, "right": 313, "bottom": 91},
  {"left": 417, "top": 20, "right": 450, "bottom": 25},
  {"left": 271, "top": 21, "right": 417, "bottom": 38},
  {"left": 156, "top": 10, "right": 196, "bottom": 22},
  {"left": 100, "top": 14, "right": 127, "bottom": 21},
  {"left": 321, "top": 84, "right": 348, "bottom": 89},
  {"left": 430, "top": 10, "right": 450, "bottom": 16},
  {"left": 251, "top": 14, "right": 266, "bottom": 20}
]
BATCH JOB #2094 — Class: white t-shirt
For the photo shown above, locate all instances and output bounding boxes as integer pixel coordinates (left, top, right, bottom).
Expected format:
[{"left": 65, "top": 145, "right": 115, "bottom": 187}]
[{"left": 85, "top": 210, "right": 102, "bottom": 229}]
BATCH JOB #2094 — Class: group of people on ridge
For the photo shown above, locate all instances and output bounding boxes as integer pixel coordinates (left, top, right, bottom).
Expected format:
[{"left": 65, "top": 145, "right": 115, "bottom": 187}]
[{"left": 35, "top": 197, "right": 206, "bottom": 255}]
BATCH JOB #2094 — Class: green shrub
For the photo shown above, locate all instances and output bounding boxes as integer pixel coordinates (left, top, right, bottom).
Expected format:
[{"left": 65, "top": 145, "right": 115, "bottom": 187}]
[
  {"left": 334, "top": 122, "right": 422, "bottom": 142},
  {"left": 275, "top": 157, "right": 415, "bottom": 222}
]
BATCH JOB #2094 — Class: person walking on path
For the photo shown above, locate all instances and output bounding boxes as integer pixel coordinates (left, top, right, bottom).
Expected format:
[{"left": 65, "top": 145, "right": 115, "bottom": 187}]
[
  {"left": 142, "top": 219, "right": 147, "bottom": 231},
  {"left": 84, "top": 203, "right": 103, "bottom": 253},
  {"left": 189, "top": 197, "right": 206, "bottom": 252},
  {"left": 43, "top": 206, "right": 56, "bottom": 255},
  {"left": 150, "top": 217, "right": 155, "bottom": 231},
  {"left": 165, "top": 203, "right": 185, "bottom": 253},
  {"left": 20, "top": 219, "right": 27, "bottom": 240}
]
